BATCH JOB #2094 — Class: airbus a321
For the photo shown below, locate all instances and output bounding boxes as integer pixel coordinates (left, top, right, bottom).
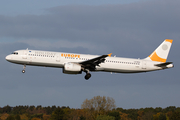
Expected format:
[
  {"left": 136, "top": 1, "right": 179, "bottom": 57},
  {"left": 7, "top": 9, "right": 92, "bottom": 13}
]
[{"left": 6, "top": 39, "right": 174, "bottom": 80}]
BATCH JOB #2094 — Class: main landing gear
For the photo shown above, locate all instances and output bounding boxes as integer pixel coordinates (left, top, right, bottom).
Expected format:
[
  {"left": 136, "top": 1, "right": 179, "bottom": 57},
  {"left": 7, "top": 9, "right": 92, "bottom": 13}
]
[
  {"left": 84, "top": 69, "right": 91, "bottom": 80},
  {"left": 22, "top": 65, "right": 26, "bottom": 73},
  {"left": 85, "top": 73, "right": 91, "bottom": 80}
]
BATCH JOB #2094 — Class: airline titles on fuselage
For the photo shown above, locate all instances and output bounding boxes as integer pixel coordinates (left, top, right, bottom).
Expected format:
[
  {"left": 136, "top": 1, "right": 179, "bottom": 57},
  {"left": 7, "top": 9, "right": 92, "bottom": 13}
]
[
  {"left": 61, "top": 53, "right": 80, "bottom": 58},
  {"left": 33, "top": 51, "right": 81, "bottom": 58},
  {"left": 34, "top": 51, "right": 56, "bottom": 56}
]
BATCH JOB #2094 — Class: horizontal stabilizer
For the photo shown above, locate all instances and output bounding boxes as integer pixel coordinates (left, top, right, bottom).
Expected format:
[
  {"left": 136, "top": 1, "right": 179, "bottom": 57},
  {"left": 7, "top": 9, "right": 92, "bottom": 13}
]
[{"left": 155, "top": 62, "right": 174, "bottom": 69}]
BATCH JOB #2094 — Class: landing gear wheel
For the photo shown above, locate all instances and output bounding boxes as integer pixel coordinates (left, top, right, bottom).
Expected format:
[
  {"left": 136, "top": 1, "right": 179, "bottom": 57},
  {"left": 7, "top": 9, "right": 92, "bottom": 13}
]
[
  {"left": 85, "top": 73, "right": 91, "bottom": 80},
  {"left": 22, "top": 70, "right": 25, "bottom": 73},
  {"left": 22, "top": 65, "right": 26, "bottom": 73}
]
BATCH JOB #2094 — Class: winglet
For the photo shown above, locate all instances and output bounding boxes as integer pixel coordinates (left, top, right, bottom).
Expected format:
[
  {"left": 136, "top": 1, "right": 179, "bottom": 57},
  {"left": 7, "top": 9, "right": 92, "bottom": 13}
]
[{"left": 108, "top": 53, "right": 112, "bottom": 57}]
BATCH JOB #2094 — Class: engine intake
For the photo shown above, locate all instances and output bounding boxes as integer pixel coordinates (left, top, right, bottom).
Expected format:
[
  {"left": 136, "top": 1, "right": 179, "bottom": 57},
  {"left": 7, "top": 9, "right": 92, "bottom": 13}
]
[{"left": 63, "top": 63, "right": 82, "bottom": 74}]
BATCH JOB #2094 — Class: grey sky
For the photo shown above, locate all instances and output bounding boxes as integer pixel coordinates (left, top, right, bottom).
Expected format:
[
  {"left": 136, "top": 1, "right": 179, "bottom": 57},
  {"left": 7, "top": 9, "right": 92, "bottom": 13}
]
[
  {"left": 0, "top": 0, "right": 179, "bottom": 109},
  {"left": 0, "top": 0, "right": 144, "bottom": 15}
]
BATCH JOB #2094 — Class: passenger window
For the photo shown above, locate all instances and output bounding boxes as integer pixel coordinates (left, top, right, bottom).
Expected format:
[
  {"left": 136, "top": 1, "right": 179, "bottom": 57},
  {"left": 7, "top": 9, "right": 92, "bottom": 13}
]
[{"left": 12, "top": 52, "right": 18, "bottom": 55}]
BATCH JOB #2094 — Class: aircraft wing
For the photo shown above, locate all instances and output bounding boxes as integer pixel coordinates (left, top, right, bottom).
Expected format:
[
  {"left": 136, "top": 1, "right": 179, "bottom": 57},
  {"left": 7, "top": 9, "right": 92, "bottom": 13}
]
[{"left": 79, "top": 53, "right": 111, "bottom": 71}]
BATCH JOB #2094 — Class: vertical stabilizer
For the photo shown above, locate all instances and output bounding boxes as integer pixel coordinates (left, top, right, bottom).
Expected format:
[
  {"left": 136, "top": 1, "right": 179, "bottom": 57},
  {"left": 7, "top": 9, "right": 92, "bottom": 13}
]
[{"left": 144, "top": 39, "right": 173, "bottom": 63}]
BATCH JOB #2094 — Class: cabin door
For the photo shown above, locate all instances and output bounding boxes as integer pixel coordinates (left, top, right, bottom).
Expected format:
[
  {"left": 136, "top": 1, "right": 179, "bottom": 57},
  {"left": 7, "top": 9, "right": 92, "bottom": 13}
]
[
  {"left": 56, "top": 54, "right": 60, "bottom": 62},
  {"left": 142, "top": 61, "right": 147, "bottom": 69},
  {"left": 22, "top": 49, "right": 28, "bottom": 59}
]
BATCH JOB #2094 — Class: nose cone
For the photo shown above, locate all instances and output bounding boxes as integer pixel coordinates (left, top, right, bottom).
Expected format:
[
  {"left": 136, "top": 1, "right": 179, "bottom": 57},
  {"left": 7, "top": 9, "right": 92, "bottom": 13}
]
[{"left": 5, "top": 55, "right": 11, "bottom": 61}]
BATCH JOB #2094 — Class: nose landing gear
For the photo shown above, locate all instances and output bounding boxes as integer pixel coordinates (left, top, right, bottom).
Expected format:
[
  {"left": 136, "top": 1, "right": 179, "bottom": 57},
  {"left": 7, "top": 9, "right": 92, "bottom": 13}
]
[{"left": 22, "top": 65, "right": 26, "bottom": 73}]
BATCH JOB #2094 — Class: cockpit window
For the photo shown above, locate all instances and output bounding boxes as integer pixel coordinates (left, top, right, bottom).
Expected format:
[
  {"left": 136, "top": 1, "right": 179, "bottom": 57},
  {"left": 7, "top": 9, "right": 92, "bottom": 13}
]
[{"left": 11, "top": 52, "right": 18, "bottom": 55}]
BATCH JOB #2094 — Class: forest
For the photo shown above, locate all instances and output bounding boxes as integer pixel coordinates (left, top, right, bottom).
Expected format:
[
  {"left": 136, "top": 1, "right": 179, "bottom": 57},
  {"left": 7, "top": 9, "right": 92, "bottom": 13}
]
[{"left": 0, "top": 96, "right": 180, "bottom": 120}]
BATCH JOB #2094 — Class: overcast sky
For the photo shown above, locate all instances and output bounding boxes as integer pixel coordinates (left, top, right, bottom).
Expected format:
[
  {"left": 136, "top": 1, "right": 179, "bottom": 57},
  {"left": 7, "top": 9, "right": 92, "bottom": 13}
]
[{"left": 0, "top": 0, "right": 180, "bottom": 109}]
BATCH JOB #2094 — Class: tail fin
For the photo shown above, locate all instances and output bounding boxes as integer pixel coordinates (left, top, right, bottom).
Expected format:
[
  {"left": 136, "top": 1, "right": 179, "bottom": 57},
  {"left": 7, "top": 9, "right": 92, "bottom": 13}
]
[{"left": 144, "top": 39, "right": 173, "bottom": 63}]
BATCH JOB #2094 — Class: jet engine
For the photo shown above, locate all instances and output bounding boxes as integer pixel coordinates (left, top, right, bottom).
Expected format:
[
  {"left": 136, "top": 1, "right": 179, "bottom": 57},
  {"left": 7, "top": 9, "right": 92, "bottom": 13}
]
[{"left": 63, "top": 62, "right": 82, "bottom": 74}]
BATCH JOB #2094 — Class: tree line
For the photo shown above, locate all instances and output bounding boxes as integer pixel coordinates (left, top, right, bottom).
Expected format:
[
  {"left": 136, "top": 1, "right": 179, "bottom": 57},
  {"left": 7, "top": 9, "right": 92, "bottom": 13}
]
[{"left": 0, "top": 96, "right": 180, "bottom": 120}]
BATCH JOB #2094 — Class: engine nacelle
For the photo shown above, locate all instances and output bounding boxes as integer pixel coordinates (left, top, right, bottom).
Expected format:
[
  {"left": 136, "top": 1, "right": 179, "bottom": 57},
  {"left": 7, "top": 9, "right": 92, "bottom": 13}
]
[{"left": 63, "top": 62, "right": 82, "bottom": 74}]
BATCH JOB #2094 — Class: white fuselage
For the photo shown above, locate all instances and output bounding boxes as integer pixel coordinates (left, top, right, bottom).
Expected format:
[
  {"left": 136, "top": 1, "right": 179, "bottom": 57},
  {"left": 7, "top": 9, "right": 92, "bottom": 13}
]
[{"left": 5, "top": 49, "right": 169, "bottom": 73}]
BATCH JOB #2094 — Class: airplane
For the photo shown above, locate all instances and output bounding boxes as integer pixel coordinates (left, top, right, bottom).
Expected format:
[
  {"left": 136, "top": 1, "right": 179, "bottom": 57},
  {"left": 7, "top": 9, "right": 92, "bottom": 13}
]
[{"left": 6, "top": 39, "right": 174, "bottom": 80}]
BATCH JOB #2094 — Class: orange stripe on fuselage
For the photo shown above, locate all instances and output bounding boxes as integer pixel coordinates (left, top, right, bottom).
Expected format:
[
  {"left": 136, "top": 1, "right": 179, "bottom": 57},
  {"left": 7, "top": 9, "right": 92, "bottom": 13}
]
[{"left": 149, "top": 51, "right": 166, "bottom": 62}]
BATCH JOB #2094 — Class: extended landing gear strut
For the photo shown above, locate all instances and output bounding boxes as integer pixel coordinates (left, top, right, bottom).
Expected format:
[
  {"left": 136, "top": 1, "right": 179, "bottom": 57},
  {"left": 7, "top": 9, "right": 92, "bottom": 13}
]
[
  {"left": 84, "top": 69, "right": 91, "bottom": 80},
  {"left": 22, "top": 65, "right": 26, "bottom": 73}
]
